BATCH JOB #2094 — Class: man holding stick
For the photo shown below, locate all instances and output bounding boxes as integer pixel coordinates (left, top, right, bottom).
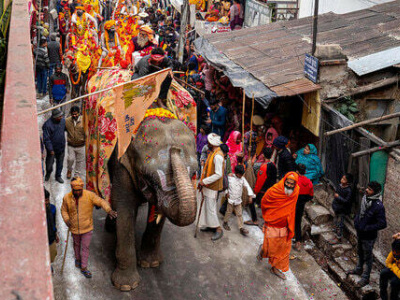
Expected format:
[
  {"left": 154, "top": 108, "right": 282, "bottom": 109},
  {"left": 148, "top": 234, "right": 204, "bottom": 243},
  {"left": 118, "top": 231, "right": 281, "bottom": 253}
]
[
  {"left": 61, "top": 177, "right": 117, "bottom": 278},
  {"left": 197, "top": 133, "right": 225, "bottom": 241}
]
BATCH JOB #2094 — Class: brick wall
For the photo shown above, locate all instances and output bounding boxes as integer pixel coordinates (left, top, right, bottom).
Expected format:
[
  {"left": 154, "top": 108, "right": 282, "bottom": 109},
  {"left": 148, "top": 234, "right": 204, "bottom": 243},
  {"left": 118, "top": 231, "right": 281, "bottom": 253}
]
[{"left": 381, "top": 156, "right": 400, "bottom": 255}]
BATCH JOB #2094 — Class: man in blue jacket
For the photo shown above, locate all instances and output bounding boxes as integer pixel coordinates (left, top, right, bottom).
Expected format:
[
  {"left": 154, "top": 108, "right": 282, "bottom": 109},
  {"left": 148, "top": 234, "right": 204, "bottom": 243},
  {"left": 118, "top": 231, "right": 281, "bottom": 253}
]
[
  {"left": 347, "top": 181, "right": 387, "bottom": 287},
  {"left": 209, "top": 98, "right": 227, "bottom": 138},
  {"left": 43, "top": 109, "right": 66, "bottom": 183},
  {"left": 49, "top": 63, "right": 70, "bottom": 105}
]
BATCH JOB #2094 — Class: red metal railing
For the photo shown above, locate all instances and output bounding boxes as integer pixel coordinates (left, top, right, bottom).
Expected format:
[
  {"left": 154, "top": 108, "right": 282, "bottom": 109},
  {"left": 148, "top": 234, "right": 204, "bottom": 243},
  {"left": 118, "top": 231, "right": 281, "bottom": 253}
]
[{"left": 0, "top": 0, "right": 54, "bottom": 298}]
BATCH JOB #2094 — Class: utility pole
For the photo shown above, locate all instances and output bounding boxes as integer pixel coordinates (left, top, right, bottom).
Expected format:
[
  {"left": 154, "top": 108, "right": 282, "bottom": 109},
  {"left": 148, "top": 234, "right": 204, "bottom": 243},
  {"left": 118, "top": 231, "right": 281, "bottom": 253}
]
[
  {"left": 178, "top": 0, "right": 189, "bottom": 64},
  {"left": 311, "top": 0, "right": 319, "bottom": 55}
]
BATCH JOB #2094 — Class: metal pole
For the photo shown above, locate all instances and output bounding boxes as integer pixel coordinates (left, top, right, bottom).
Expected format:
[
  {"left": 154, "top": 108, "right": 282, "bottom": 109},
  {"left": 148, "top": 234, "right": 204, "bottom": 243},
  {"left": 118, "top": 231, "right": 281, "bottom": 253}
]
[
  {"left": 178, "top": 0, "right": 189, "bottom": 64},
  {"left": 311, "top": 0, "right": 319, "bottom": 56},
  {"left": 241, "top": 90, "right": 245, "bottom": 146}
]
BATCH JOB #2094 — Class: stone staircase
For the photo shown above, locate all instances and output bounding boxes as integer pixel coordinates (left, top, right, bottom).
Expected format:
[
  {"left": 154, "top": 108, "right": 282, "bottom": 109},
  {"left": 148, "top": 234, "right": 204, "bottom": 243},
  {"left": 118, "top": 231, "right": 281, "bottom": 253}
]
[{"left": 301, "top": 183, "right": 385, "bottom": 300}]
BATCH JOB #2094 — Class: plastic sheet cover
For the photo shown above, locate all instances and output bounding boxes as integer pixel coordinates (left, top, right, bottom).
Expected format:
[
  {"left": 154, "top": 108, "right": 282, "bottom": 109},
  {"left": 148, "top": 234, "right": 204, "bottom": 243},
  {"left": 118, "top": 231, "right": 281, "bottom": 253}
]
[{"left": 193, "top": 36, "right": 277, "bottom": 109}]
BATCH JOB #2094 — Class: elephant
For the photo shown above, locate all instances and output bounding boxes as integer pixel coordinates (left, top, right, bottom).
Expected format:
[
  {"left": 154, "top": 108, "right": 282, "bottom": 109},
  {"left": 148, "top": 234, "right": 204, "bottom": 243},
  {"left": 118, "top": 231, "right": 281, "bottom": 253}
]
[{"left": 108, "top": 115, "right": 198, "bottom": 292}]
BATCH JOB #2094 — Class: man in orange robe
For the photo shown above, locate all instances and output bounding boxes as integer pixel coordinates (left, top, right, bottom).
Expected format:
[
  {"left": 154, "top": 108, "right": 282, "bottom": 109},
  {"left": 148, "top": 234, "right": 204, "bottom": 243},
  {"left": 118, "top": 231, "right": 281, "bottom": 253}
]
[{"left": 258, "top": 171, "right": 299, "bottom": 280}]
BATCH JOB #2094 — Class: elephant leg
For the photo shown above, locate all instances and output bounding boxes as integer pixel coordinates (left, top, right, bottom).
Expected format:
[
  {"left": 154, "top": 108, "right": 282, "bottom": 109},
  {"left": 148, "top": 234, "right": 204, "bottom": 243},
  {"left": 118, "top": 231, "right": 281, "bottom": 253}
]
[
  {"left": 111, "top": 162, "right": 140, "bottom": 292},
  {"left": 139, "top": 205, "right": 166, "bottom": 268}
]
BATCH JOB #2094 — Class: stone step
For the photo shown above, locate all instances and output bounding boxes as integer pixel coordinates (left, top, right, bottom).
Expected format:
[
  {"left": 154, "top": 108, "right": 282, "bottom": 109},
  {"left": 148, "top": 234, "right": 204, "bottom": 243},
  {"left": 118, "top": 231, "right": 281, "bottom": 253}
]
[
  {"left": 334, "top": 256, "right": 355, "bottom": 274},
  {"left": 306, "top": 204, "right": 332, "bottom": 226},
  {"left": 327, "top": 260, "right": 347, "bottom": 283},
  {"left": 311, "top": 223, "right": 334, "bottom": 236}
]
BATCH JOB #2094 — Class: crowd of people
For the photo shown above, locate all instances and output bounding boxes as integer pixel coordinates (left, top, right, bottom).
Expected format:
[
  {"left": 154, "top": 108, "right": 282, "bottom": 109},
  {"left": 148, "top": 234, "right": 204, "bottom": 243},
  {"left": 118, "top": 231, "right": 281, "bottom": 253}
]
[{"left": 30, "top": 0, "right": 399, "bottom": 296}]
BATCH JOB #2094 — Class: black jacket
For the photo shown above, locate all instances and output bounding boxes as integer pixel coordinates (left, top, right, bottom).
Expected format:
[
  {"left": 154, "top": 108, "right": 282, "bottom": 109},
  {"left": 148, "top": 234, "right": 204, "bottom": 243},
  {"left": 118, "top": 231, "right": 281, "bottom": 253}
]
[
  {"left": 277, "top": 148, "right": 296, "bottom": 179},
  {"left": 131, "top": 55, "right": 173, "bottom": 80},
  {"left": 34, "top": 46, "right": 50, "bottom": 70},
  {"left": 354, "top": 195, "right": 387, "bottom": 240},
  {"left": 332, "top": 185, "right": 352, "bottom": 215},
  {"left": 47, "top": 40, "right": 61, "bottom": 64}
]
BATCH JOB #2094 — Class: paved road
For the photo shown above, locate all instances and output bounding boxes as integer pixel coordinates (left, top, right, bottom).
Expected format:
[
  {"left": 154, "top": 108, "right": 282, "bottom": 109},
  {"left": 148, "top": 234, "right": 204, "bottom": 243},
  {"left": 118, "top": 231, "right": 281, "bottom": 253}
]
[{"left": 38, "top": 97, "right": 348, "bottom": 300}]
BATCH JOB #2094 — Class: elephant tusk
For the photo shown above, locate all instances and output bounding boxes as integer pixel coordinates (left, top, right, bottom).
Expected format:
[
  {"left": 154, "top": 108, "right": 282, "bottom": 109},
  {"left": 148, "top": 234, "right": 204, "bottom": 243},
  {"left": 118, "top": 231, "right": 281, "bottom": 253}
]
[{"left": 156, "top": 214, "right": 163, "bottom": 225}]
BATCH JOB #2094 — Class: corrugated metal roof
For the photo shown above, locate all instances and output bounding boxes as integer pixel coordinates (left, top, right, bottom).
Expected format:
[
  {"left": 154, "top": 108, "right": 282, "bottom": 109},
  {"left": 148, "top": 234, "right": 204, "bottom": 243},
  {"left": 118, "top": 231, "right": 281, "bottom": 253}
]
[
  {"left": 270, "top": 78, "right": 321, "bottom": 96},
  {"left": 196, "top": 0, "right": 400, "bottom": 89},
  {"left": 348, "top": 46, "right": 400, "bottom": 75}
]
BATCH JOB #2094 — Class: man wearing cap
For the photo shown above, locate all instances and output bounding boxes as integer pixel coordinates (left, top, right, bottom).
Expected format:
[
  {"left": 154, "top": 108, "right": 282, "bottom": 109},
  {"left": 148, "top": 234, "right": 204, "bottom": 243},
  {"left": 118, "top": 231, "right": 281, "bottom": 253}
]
[
  {"left": 43, "top": 108, "right": 66, "bottom": 183},
  {"left": 47, "top": 33, "right": 62, "bottom": 77},
  {"left": 61, "top": 177, "right": 117, "bottom": 278},
  {"left": 198, "top": 133, "right": 225, "bottom": 241},
  {"left": 209, "top": 98, "right": 227, "bottom": 138},
  {"left": 132, "top": 47, "right": 173, "bottom": 81},
  {"left": 125, "top": 25, "right": 156, "bottom": 66},
  {"left": 244, "top": 115, "right": 264, "bottom": 158},
  {"left": 273, "top": 136, "right": 296, "bottom": 180},
  {"left": 49, "top": 63, "right": 70, "bottom": 105}
]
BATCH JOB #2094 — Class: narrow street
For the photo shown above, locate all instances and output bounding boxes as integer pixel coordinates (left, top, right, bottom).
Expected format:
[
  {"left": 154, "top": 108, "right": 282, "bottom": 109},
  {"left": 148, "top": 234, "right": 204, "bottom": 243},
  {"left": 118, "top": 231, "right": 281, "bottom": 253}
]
[
  {"left": 46, "top": 174, "right": 348, "bottom": 300},
  {"left": 37, "top": 97, "right": 347, "bottom": 299}
]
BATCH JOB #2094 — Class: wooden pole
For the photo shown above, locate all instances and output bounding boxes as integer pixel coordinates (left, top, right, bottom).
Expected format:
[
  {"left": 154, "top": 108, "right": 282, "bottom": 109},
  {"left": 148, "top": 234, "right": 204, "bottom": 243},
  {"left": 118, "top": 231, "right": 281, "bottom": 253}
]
[
  {"left": 249, "top": 93, "right": 255, "bottom": 155},
  {"left": 61, "top": 229, "right": 70, "bottom": 274},
  {"left": 178, "top": 0, "right": 189, "bottom": 64},
  {"left": 242, "top": 90, "right": 245, "bottom": 146},
  {"left": 324, "top": 112, "right": 400, "bottom": 136},
  {"left": 174, "top": 77, "right": 205, "bottom": 95},
  {"left": 350, "top": 140, "right": 400, "bottom": 158}
]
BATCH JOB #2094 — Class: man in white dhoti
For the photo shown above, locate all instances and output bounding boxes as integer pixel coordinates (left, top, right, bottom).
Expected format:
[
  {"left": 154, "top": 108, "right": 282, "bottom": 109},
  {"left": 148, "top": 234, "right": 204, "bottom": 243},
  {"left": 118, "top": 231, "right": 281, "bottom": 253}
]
[{"left": 198, "top": 133, "right": 225, "bottom": 241}]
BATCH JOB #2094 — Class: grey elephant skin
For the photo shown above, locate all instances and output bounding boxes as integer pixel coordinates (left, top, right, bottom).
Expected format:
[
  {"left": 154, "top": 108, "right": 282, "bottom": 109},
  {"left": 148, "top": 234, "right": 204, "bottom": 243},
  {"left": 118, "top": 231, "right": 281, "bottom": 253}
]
[{"left": 109, "top": 116, "right": 198, "bottom": 292}]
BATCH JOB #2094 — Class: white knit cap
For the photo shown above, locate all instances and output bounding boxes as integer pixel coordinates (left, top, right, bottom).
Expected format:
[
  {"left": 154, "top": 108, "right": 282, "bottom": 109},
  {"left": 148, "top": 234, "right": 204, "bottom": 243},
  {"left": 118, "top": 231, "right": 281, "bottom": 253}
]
[{"left": 207, "top": 133, "right": 222, "bottom": 146}]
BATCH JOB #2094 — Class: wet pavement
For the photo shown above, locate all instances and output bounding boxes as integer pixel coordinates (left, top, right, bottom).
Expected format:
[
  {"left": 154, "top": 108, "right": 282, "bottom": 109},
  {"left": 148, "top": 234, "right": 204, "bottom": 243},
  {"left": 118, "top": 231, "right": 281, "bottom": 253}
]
[{"left": 37, "top": 97, "right": 348, "bottom": 300}]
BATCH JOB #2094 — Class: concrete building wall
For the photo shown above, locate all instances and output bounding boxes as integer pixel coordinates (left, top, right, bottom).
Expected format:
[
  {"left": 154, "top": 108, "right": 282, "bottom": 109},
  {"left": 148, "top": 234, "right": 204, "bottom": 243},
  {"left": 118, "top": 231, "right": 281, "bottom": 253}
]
[
  {"left": 381, "top": 156, "right": 400, "bottom": 255},
  {"left": 298, "top": 0, "right": 393, "bottom": 19}
]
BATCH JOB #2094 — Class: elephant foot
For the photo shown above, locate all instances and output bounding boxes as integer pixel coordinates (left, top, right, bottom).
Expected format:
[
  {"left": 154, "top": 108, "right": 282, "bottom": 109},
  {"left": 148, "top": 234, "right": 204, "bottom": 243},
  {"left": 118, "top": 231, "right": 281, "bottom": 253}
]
[
  {"left": 111, "top": 267, "right": 140, "bottom": 292},
  {"left": 139, "top": 259, "right": 160, "bottom": 268},
  {"left": 139, "top": 250, "right": 163, "bottom": 268}
]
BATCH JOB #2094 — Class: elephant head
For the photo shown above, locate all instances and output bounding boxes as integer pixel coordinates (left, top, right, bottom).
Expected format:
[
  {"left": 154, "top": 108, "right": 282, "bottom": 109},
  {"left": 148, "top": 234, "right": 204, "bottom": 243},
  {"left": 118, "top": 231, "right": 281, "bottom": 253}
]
[{"left": 132, "top": 117, "right": 198, "bottom": 227}]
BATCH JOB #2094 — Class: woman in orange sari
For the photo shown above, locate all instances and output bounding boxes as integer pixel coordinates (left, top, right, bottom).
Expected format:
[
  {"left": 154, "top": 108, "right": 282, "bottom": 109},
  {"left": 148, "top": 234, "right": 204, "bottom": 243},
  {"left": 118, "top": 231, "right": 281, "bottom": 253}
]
[{"left": 258, "top": 172, "right": 299, "bottom": 280}]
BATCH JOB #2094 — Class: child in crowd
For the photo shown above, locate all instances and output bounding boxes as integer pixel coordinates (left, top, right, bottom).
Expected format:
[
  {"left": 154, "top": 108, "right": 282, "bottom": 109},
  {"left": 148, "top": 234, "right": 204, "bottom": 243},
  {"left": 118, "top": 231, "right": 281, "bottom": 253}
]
[
  {"left": 330, "top": 173, "right": 353, "bottom": 244},
  {"left": 380, "top": 239, "right": 400, "bottom": 300},
  {"left": 223, "top": 165, "right": 255, "bottom": 236}
]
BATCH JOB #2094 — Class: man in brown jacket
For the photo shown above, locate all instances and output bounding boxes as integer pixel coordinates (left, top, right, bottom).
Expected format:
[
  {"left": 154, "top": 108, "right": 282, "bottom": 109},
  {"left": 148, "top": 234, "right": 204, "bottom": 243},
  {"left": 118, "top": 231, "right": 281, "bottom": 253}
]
[
  {"left": 61, "top": 177, "right": 117, "bottom": 278},
  {"left": 66, "top": 106, "right": 86, "bottom": 180}
]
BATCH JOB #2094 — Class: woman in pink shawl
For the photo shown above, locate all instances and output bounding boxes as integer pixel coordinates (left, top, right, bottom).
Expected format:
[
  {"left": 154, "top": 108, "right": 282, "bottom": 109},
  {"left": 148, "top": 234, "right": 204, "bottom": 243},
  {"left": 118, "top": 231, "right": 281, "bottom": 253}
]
[{"left": 226, "top": 131, "right": 243, "bottom": 170}]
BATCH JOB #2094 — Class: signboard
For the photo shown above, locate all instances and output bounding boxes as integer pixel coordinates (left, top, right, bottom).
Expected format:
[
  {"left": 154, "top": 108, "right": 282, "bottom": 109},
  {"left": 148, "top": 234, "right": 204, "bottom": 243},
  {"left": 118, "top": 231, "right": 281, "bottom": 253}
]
[
  {"left": 304, "top": 54, "right": 319, "bottom": 83},
  {"left": 244, "top": 0, "right": 271, "bottom": 27}
]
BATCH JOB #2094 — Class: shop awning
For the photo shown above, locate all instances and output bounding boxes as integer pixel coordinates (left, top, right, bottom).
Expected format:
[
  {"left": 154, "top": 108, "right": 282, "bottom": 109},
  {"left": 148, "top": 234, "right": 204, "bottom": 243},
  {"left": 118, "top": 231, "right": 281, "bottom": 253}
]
[
  {"left": 270, "top": 79, "right": 321, "bottom": 97},
  {"left": 193, "top": 36, "right": 277, "bottom": 109}
]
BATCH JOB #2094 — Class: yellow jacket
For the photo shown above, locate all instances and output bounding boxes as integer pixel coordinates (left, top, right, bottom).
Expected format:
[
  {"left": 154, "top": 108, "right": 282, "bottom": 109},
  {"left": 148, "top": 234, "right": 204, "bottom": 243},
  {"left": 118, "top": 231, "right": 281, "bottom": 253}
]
[
  {"left": 61, "top": 190, "right": 111, "bottom": 234},
  {"left": 386, "top": 251, "right": 400, "bottom": 279}
]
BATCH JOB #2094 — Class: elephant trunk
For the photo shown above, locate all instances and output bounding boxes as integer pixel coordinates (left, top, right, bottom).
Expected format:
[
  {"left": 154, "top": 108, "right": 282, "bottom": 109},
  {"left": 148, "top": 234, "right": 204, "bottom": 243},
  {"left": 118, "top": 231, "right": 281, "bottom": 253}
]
[{"left": 170, "top": 147, "right": 197, "bottom": 226}]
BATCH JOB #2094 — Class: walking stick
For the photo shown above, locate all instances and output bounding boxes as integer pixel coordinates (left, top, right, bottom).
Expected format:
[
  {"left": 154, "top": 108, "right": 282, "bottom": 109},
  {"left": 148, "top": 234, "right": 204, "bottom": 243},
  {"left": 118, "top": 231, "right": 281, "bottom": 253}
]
[
  {"left": 194, "top": 190, "right": 205, "bottom": 238},
  {"left": 61, "top": 229, "right": 70, "bottom": 274}
]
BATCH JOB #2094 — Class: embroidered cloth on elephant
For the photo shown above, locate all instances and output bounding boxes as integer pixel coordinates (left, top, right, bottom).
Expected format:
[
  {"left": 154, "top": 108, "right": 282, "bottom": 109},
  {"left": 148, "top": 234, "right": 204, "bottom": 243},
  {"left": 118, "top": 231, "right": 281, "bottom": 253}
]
[{"left": 85, "top": 69, "right": 197, "bottom": 202}]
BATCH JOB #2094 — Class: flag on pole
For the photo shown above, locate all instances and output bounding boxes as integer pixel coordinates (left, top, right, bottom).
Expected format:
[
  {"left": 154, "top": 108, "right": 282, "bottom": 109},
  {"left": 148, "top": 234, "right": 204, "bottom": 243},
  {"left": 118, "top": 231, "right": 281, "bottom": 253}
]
[{"left": 114, "top": 68, "right": 172, "bottom": 158}]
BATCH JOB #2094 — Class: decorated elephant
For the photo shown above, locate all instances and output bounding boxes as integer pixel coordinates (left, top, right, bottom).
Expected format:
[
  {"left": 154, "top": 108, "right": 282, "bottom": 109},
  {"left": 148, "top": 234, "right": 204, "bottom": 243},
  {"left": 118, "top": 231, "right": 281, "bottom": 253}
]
[
  {"left": 109, "top": 113, "right": 198, "bottom": 291},
  {"left": 84, "top": 69, "right": 199, "bottom": 292}
]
